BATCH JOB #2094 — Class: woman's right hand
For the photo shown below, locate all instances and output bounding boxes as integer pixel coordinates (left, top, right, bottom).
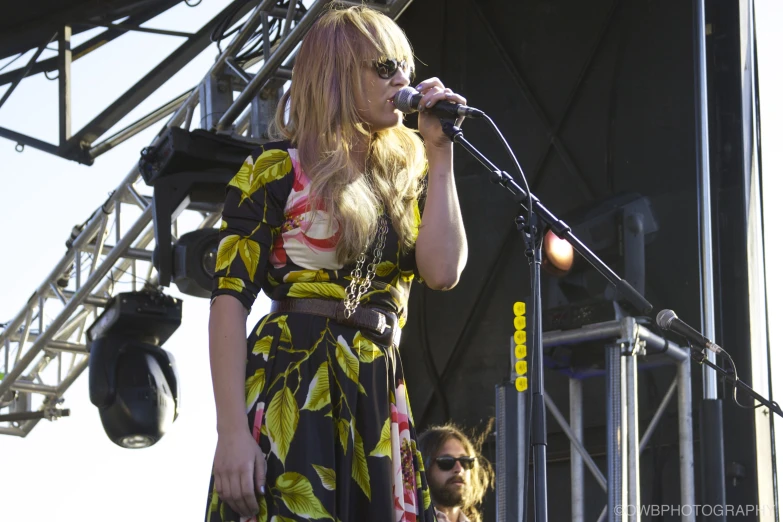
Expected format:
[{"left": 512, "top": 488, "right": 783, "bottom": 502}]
[{"left": 213, "top": 429, "right": 267, "bottom": 516}]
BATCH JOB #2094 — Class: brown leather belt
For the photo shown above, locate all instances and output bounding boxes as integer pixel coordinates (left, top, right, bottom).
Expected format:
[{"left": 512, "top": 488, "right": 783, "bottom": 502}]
[{"left": 269, "top": 298, "right": 401, "bottom": 347}]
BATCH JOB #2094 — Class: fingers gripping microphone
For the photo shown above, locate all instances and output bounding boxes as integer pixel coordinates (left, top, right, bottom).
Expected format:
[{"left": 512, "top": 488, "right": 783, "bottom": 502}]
[
  {"left": 393, "top": 86, "right": 485, "bottom": 119},
  {"left": 656, "top": 309, "right": 722, "bottom": 353}
]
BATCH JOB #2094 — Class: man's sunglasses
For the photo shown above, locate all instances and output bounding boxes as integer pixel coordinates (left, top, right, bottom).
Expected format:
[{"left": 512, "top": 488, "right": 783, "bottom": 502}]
[
  {"left": 367, "top": 58, "right": 414, "bottom": 82},
  {"left": 433, "top": 456, "right": 476, "bottom": 471}
]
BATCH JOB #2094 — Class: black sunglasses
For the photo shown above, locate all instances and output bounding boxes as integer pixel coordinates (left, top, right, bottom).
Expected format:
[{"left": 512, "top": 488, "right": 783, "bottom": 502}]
[
  {"left": 433, "top": 456, "right": 476, "bottom": 471},
  {"left": 367, "top": 58, "right": 414, "bottom": 82}
]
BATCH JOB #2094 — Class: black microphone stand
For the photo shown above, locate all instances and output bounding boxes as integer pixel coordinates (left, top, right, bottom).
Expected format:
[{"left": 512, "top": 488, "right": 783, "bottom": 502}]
[
  {"left": 439, "top": 119, "right": 652, "bottom": 522},
  {"left": 688, "top": 347, "right": 783, "bottom": 418}
]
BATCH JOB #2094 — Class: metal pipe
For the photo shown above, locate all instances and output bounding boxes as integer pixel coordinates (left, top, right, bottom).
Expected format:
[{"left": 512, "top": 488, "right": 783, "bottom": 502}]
[
  {"left": 636, "top": 325, "right": 688, "bottom": 362},
  {"left": 639, "top": 379, "right": 677, "bottom": 452},
  {"left": 571, "top": 378, "right": 585, "bottom": 522},
  {"left": 606, "top": 345, "right": 622, "bottom": 522},
  {"left": 11, "top": 381, "right": 58, "bottom": 395},
  {"left": 0, "top": 205, "right": 153, "bottom": 399},
  {"left": 0, "top": 166, "right": 140, "bottom": 347},
  {"left": 544, "top": 392, "right": 607, "bottom": 491},
  {"left": 45, "top": 341, "right": 88, "bottom": 354},
  {"left": 216, "top": 0, "right": 329, "bottom": 131},
  {"left": 544, "top": 321, "right": 624, "bottom": 347},
  {"left": 695, "top": 0, "right": 717, "bottom": 397},
  {"left": 89, "top": 91, "right": 190, "bottom": 158},
  {"left": 166, "top": 0, "right": 276, "bottom": 130},
  {"left": 626, "top": 354, "right": 640, "bottom": 522},
  {"left": 678, "top": 357, "right": 696, "bottom": 521}
]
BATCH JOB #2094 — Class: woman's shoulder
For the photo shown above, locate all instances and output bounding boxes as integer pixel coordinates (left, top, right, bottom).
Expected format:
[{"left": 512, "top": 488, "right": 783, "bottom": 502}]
[{"left": 248, "top": 139, "right": 297, "bottom": 161}]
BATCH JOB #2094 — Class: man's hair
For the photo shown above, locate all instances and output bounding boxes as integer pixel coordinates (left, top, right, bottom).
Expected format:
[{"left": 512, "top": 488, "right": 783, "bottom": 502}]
[
  {"left": 272, "top": 2, "right": 427, "bottom": 264},
  {"left": 418, "top": 422, "right": 495, "bottom": 522}
]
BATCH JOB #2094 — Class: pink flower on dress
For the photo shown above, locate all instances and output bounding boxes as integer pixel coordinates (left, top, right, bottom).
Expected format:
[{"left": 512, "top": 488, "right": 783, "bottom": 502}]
[
  {"left": 391, "top": 382, "right": 418, "bottom": 521},
  {"left": 252, "top": 402, "right": 265, "bottom": 444},
  {"left": 269, "top": 149, "right": 342, "bottom": 270}
]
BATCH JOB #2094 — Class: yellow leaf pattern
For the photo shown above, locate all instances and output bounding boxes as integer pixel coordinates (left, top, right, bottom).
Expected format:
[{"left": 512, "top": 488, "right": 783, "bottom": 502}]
[
  {"left": 375, "top": 261, "right": 396, "bottom": 277},
  {"left": 253, "top": 335, "right": 274, "bottom": 360},
  {"left": 337, "top": 418, "right": 350, "bottom": 455},
  {"left": 275, "top": 472, "right": 333, "bottom": 520},
  {"left": 238, "top": 237, "right": 261, "bottom": 281},
  {"left": 287, "top": 282, "right": 346, "bottom": 300},
  {"left": 217, "top": 277, "right": 244, "bottom": 292},
  {"left": 303, "top": 362, "right": 331, "bottom": 411},
  {"left": 268, "top": 315, "right": 292, "bottom": 344},
  {"left": 252, "top": 150, "right": 293, "bottom": 191},
  {"left": 215, "top": 235, "right": 240, "bottom": 273},
  {"left": 352, "top": 332, "right": 384, "bottom": 363},
  {"left": 245, "top": 368, "right": 266, "bottom": 413},
  {"left": 351, "top": 429, "right": 371, "bottom": 501},
  {"left": 369, "top": 417, "right": 391, "bottom": 459},
  {"left": 335, "top": 336, "right": 365, "bottom": 395},
  {"left": 267, "top": 386, "right": 299, "bottom": 465},
  {"left": 312, "top": 464, "right": 337, "bottom": 491},
  {"left": 283, "top": 269, "right": 333, "bottom": 283}
]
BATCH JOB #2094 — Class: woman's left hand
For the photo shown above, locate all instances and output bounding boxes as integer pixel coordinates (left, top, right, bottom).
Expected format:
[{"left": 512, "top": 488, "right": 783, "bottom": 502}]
[{"left": 415, "top": 77, "right": 468, "bottom": 150}]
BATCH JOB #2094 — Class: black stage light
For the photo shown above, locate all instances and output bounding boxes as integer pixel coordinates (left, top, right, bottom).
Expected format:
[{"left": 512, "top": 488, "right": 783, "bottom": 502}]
[
  {"left": 87, "top": 291, "right": 182, "bottom": 448},
  {"left": 138, "top": 127, "right": 257, "bottom": 290},
  {"left": 172, "top": 228, "right": 219, "bottom": 298},
  {"left": 541, "top": 194, "right": 658, "bottom": 375}
]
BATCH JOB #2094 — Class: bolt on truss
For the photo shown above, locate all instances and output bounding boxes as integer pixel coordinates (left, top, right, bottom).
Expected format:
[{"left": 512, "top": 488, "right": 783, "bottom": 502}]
[{"left": 0, "top": 0, "right": 415, "bottom": 437}]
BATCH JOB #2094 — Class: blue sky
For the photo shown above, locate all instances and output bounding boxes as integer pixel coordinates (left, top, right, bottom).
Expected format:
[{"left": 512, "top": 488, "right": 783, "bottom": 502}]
[{"left": 0, "top": 1, "right": 781, "bottom": 520}]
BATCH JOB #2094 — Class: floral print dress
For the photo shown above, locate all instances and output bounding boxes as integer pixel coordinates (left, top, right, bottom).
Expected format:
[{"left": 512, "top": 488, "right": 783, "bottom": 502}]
[{"left": 206, "top": 140, "right": 434, "bottom": 522}]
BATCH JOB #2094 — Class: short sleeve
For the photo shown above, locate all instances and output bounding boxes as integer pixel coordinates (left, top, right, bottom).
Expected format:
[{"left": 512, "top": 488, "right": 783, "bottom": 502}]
[{"left": 211, "top": 144, "right": 295, "bottom": 310}]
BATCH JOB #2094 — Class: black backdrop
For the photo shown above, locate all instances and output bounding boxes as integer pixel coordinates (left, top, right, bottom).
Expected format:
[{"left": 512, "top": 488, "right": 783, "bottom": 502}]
[{"left": 394, "top": 0, "right": 763, "bottom": 520}]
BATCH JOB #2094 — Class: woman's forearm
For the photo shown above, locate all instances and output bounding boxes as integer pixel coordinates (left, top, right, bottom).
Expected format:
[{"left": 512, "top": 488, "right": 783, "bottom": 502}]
[
  {"left": 415, "top": 145, "right": 468, "bottom": 290},
  {"left": 209, "top": 295, "right": 251, "bottom": 434}
]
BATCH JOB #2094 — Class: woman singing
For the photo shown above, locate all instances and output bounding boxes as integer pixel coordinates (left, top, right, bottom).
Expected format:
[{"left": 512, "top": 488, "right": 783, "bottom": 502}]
[{"left": 206, "top": 3, "right": 467, "bottom": 521}]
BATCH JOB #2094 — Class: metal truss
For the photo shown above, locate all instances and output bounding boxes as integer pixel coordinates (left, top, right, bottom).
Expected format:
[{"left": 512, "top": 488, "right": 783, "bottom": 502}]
[{"left": 0, "top": 0, "right": 415, "bottom": 437}]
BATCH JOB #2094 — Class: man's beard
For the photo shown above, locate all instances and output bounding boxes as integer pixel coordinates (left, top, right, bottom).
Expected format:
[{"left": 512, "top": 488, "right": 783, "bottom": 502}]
[{"left": 430, "top": 477, "right": 467, "bottom": 508}]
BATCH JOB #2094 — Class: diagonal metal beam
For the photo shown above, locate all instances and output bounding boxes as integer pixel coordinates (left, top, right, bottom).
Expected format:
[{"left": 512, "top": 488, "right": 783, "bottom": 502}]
[
  {"left": 471, "top": 0, "right": 597, "bottom": 200},
  {"left": 60, "top": 0, "right": 254, "bottom": 163},
  {"left": 0, "top": 2, "right": 177, "bottom": 87},
  {"left": 79, "top": 22, "right": 194, "bottom": 39},
  {"left": 0, "top": 42, "right": 48, "bottom": 110},
  {"left": 529, "top": 0, "right": 621, "bottom": 194}
]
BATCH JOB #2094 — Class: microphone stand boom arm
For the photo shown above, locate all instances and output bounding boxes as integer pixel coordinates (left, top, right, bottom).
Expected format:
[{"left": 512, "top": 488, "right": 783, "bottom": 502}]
[{"left": 440, "top": 121, "right": 652, "bottom": 314}]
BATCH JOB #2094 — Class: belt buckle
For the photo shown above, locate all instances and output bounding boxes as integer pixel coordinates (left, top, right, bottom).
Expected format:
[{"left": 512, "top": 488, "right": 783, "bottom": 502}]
[{"left": 377, "top": 312, "right": 390, "bottom": 333}]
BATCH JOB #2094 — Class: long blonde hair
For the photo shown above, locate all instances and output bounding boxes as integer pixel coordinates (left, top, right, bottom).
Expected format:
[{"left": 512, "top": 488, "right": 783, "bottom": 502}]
[{"left": 272, "top": 2, "right": 427, "bottom": 264}]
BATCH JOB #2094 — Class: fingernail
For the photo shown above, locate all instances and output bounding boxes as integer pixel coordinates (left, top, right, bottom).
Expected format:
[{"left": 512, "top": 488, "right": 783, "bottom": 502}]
[
  {"left": 425, "top": 101, "right": 432, "bottom": 108},
  {"left": 260, "top": 486, "right": 266, "bottom": 494},
  {"left": 418, "top": 104, "right": 423, "bottom": 111},
  {"left": 415, "top": 84, "right": 423, "bottom": 90}
]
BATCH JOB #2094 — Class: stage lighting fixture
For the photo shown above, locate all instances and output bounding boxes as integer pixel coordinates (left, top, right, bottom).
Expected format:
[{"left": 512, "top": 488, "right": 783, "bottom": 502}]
[
  {"left": 171, "top": 228, "right": 219, "bottom": 298},
  {"left": 87, "top": 291, "right": 182, "bottom": 448},
  {"left": 139, "top": 127, "right": 257, "bottom": 290},
  {"left": 542, "top": 229, "right": 575, "bottom": 276}
]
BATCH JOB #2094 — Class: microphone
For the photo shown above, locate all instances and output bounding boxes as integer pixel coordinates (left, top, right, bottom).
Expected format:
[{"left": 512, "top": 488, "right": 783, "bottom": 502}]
[
  {"left": 393, "top": 86, "right": 485, "bottom": 119},
  {"left": 656, "top": 309, "right": 722, "bottom": 353}
]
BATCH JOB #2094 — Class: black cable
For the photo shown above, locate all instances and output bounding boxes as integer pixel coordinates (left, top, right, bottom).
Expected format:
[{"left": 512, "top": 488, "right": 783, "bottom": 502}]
[{"left": 480, "top": 114, "right": 534, "bottom": 236}]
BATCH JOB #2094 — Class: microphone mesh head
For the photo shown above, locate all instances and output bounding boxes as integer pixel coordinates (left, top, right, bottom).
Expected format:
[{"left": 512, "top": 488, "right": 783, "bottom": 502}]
[
  {"left": 393, "top": 87, "right": 418, "bottom": 114},
  {"left": 656, "top": 309, "right": 677, "bottom": 329}
]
